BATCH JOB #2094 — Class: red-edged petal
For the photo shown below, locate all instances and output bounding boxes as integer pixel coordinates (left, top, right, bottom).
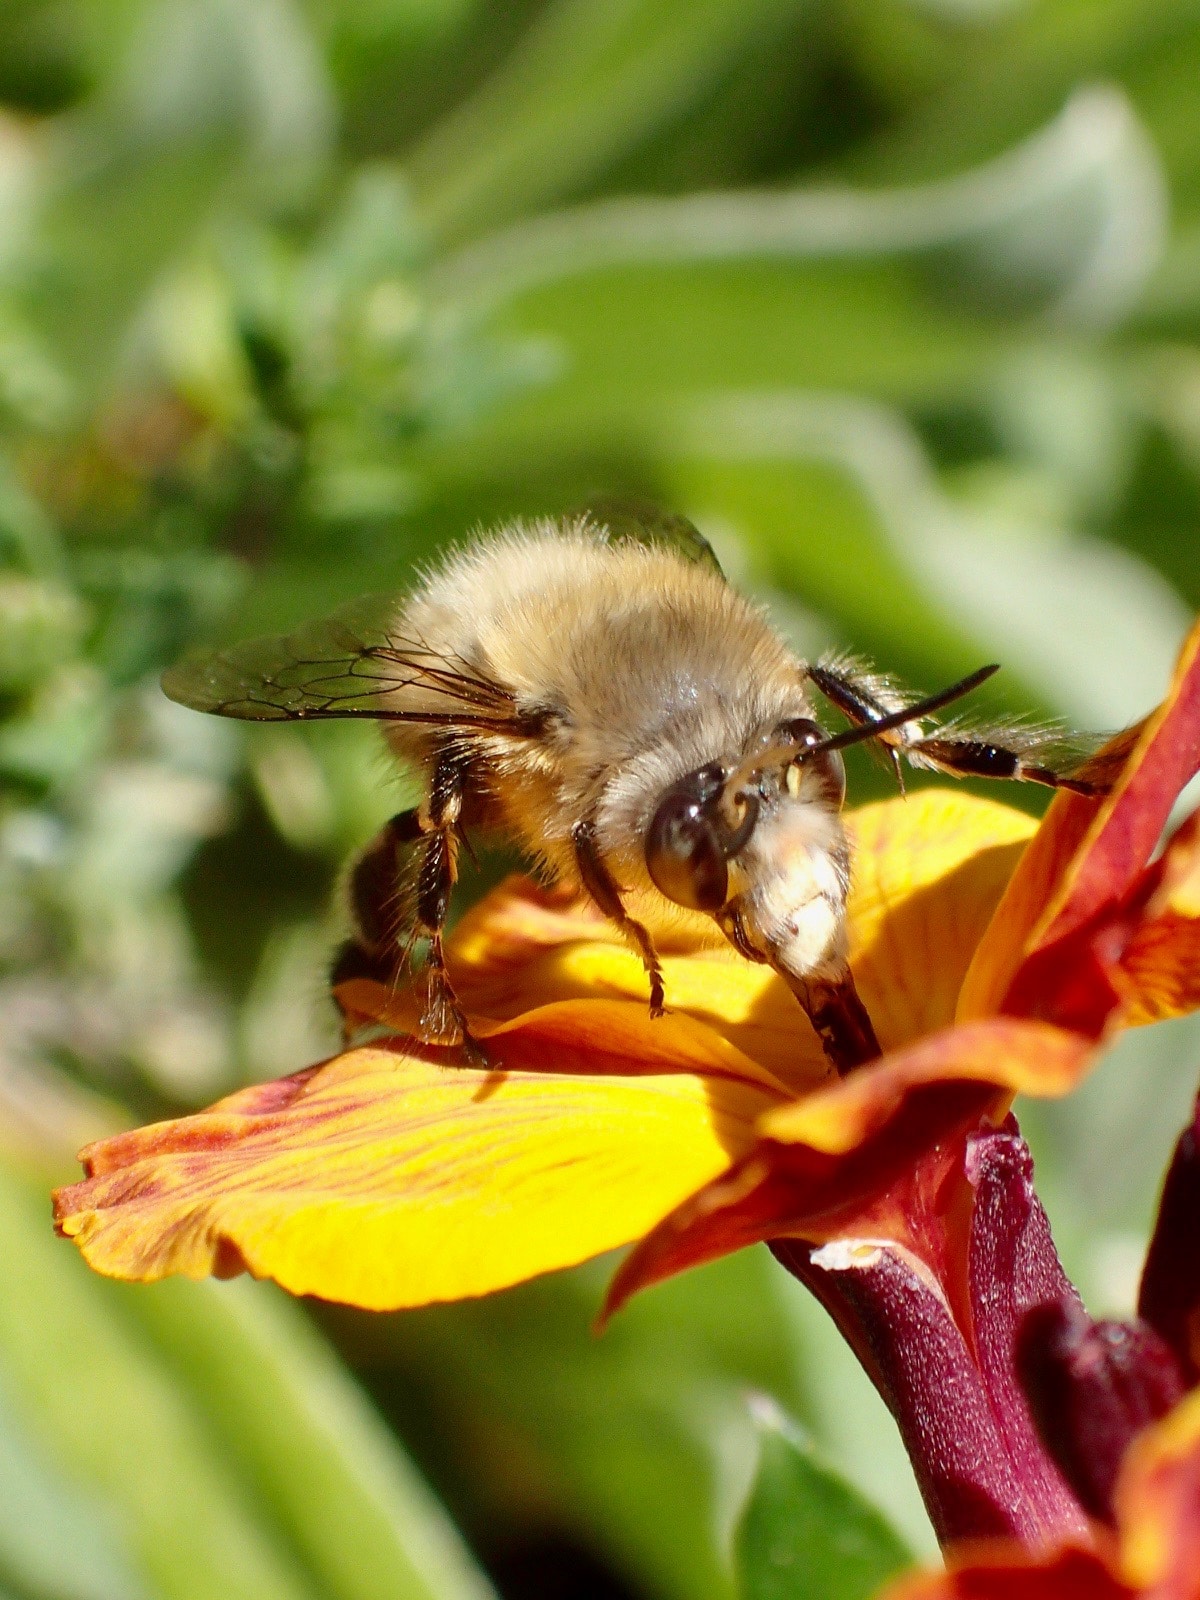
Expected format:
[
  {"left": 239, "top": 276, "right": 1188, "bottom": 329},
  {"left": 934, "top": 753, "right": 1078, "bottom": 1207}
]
[
  {"left": 53, "top": 1000, "right": 785, "bottom": 1310},
  {"left": 604, "top": 1020, "right": 1094, "bottom": 1317},
  {"left": 1117, "top": 1388, "right": 1200, "bottom": 1596},
  {"left": 1119, "top": 808, "right": 1200, "bottom": 1026},
  {"left": 961, "top": 617, "right": 1200, "bottom": 1027}
]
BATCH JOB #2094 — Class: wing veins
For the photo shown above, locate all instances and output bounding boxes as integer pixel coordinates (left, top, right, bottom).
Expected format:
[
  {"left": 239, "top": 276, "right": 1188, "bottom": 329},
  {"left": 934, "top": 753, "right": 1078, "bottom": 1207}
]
[{"left": 163, "top": 599, "right": 525, "bottom": 731}]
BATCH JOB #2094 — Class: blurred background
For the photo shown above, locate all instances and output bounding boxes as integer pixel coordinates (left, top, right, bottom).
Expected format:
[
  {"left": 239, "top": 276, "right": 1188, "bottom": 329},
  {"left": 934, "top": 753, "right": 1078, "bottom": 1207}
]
[{"left": 3, "top": 0, "right": 1200, "bottom": 1595}]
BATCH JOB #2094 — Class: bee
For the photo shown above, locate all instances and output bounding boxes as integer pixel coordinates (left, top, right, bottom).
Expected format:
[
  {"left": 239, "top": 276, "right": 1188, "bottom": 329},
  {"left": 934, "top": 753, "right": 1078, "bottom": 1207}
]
[{"left": 163, "top": 512, "right": 1117, "bottom": 1074}]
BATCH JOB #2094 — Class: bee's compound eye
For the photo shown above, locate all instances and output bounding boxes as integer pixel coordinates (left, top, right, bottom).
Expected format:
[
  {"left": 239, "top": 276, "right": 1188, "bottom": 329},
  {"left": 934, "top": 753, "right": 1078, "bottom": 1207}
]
[
  {"left": 779, "top": 717, "right": 846, "bottom": 809},
  {"left": 645, "top": 766, "right": 729, "bottom": 912}
]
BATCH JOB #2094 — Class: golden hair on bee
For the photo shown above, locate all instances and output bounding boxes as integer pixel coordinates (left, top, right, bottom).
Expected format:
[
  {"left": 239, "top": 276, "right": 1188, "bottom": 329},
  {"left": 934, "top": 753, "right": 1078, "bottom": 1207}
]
[{"left": 162, "top": 512, "right": 1112, "bottom": 1073}]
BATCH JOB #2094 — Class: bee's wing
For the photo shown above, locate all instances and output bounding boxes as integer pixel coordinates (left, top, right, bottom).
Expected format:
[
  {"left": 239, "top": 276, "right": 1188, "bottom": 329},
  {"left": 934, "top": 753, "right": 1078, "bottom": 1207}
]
[
  {"left": 162, "top": 593, "right": 525, "bottom": 731},
  {"left": 581, "top": 499, "right": 726, "bottom": 578}
]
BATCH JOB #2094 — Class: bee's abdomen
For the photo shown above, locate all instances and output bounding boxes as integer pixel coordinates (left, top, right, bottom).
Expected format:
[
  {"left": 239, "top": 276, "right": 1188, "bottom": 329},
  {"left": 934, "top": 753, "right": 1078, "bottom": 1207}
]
[
  {"left": 346, "top": 811, "right": 423, "bottom": 952},
  {"left": 330, "top": 936, "right": 397, "bottom": 991}
]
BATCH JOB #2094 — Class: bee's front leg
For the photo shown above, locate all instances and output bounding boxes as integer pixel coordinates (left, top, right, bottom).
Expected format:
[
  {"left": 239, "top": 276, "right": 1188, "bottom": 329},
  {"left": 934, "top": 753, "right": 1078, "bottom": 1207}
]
[{"left": 572, "top": 817, "right": 666, "bottom": 1016}]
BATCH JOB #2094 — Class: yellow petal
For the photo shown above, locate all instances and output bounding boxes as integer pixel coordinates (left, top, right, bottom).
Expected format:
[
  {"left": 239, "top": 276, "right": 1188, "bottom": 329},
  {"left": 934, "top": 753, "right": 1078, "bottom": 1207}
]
[
  {"left": 1120, "top": 808, "right": 1200, "bottom": 1026},
  {"left": 1116, "top": 1386, "right": 1200, "bottom": 1590},
  {"left": 339, "top": 875, "right": 830, "bottom": 1090},
  {"left": 54, "top": 1003, "right": 783, "bottom": 1310},
  {"left": 341, "top": 945, "right": 829, "bottom": 1096},
  {"left": 845, "top": 791, "right": 1035, "bottom": 1047}
]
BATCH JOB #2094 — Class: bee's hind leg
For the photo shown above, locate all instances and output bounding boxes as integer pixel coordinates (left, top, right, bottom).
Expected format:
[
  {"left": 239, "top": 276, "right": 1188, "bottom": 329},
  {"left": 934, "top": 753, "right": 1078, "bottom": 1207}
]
[
  {"left": 807, "top": 658, "right": 908, "bottom": 789},
  {"left": 809, "top": 655, "right": 1109, "bottom": 795},
  {"left": 413, "top": 823, "right": 488, "bottom": 1066},
  {"left": 412, "top": 758, "right": 490, "bottom": 1068},
  {"left": 420, "top": 934, "right": 488, "bottom": 1069},
  {"left": 571, "top": 817, "right": 665, "bottom": 1016},
  {"left": 333, "top": 748, "right": 488, "bottom": 1067}
]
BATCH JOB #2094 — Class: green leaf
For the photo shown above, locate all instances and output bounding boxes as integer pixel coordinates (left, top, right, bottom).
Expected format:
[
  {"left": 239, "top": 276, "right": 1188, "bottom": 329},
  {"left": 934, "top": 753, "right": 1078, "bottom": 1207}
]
[
  {"left": 0, "top": 1164, "right": 314, "bottom": 1600},
  {"left": 735, "top": 1403, "right": 914, "bottom": 1600},
  {"left": 20, "top": 0, "right": 332, "bottom": 382},
  {"left": 489, "top": 259, "right": 1000, "bottom": 417},
  {"left": 0, "top": 1370, "right": 148, "bottom": 1600}
]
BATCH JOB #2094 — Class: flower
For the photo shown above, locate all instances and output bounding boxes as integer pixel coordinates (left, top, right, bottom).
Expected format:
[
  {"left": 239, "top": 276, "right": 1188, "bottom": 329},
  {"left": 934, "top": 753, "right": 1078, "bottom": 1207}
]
[
  {"left": 53, "top": 621, "right": 1200, "bottom": 1315},
  {"left": 53, "top": 619, "right": 1200, "bottom": 1546}
]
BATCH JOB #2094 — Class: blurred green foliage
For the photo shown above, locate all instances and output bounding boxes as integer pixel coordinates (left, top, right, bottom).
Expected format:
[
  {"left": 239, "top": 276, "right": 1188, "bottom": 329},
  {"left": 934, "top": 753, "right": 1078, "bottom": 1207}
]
[{"left": 2, "top": 0, "right": 1200, "bottom": 1596}]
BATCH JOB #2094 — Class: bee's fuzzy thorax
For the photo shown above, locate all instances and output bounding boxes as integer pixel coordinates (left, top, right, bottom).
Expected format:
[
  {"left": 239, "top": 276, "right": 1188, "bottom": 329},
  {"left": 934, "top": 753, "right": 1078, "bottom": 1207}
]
[
  {"left": 390, "top": 516, "right": 818, "bottom": 857},
  {"left": 383, "top": 517, "right": 855, "bottom": 982}
]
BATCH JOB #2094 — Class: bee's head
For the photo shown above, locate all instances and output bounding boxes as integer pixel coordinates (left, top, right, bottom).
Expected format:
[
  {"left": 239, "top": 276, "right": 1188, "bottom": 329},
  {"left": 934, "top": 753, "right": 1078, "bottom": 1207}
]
[
  {"left": 641, "top": 664, "right": 1000, "bottom": 984},
  {"left": 643, "top": 719, "right": 846, "bottom": 913}
]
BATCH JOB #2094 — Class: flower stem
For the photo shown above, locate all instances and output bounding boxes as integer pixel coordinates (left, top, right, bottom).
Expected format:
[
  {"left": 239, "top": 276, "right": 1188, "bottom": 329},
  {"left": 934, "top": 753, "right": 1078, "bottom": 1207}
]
[{"left": 772, "top": 1122, "right": 1092, "bottom": 1549}]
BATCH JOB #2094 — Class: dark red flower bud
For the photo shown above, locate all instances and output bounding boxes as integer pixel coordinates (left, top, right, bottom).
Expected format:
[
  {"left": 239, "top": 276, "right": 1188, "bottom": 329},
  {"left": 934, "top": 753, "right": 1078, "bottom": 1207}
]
[
  {"left": 1138, "top": 1093, "right": 1200, "bottom": 1383},
  {"left": 1016, "top": 1302, "right": 1186, "bottom": 1524}
]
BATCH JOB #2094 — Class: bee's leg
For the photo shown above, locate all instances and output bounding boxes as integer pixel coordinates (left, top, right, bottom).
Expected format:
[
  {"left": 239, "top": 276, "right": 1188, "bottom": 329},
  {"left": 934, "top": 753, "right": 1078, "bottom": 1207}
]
[
  {"left": 807, "top": 659, "right": 908, "bottom": 789},
  {"left": 874, "top": 734, "right": 1100, "bottom": 794},
  {"left": 332, "top": 753, "right": 486, "bottom": 1066},
  {"left": 413, "top": 833, "right": 473, "bottom": 1058},
  {"left": 571, "top": 818, "right": 666, "bottom": 1016},
  {"left": 413, "top": 753, "right": 489, "bottom": 1068},
  {"left": 809, "top": 658, "right": 1103, "bottom": 794}
]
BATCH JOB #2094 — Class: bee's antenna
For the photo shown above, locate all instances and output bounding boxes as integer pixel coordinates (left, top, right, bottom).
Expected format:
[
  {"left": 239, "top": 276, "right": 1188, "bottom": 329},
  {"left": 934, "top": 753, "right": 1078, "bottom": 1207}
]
[
  {"left": 806, "top": 663, "right": 1000, "bottom": 761},
  {"left": 727, "top": 663, "right": 1001, "bottom": 797}
]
